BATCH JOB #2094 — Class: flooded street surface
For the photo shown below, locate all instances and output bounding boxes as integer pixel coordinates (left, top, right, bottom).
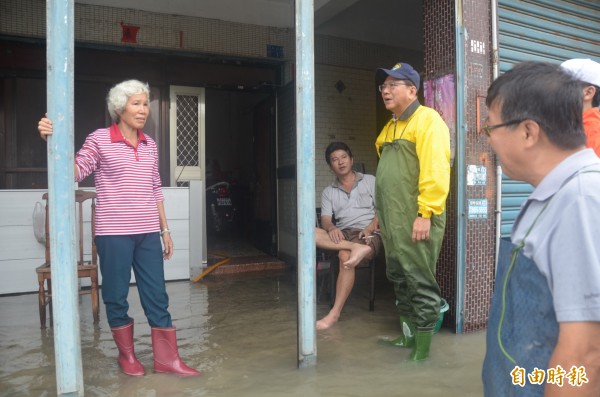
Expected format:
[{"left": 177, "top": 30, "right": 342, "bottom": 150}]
[{"left": 0, "top": 271, "right": 485, "bottom": 396}]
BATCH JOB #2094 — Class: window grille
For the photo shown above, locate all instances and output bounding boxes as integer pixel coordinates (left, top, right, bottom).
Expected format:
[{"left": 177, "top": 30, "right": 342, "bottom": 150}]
[
  {"left": 176, "top": 95, "right": 199, "bottom": 168},
  {"left": 169, "top": 86, "right": 205, "bottom": 186}
]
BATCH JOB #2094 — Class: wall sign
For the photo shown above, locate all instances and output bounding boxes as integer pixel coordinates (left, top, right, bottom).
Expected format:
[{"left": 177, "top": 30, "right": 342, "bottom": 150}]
[
  {"left": 467, "top": 164, "right": 487, "bottom": 186},
  {"left": 468, "top": 199, "right": 488, "bottom": 220}
]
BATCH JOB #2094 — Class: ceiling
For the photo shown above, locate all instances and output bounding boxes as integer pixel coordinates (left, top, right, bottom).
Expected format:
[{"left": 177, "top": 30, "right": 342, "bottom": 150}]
[
  {"left": 75, "top": 0, "right": 423, "bottom": 51},
  {"left": 314, "top": 0, "right": 423, "bottom": 51}
]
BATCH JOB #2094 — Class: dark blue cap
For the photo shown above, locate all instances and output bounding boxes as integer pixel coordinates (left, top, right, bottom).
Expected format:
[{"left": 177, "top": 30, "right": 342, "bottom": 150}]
[{"left": 376, "top": 62, "right": 420, "bottom": 88}]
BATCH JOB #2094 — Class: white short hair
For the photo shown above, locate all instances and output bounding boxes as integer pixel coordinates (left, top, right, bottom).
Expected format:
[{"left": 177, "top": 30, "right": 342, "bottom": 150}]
[{"left": 106, "top": 79, "right": 150, "bottom": 122}]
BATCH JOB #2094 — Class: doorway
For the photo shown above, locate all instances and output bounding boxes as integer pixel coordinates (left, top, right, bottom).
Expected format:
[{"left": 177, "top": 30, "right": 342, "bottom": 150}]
[{"left": 204, "top": 88, "right": 277, "bottom": 257}]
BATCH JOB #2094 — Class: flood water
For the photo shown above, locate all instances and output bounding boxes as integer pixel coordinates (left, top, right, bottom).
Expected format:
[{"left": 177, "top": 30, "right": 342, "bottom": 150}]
[{"left": 0, "top": 270, "right": 485, "bottom": 396}]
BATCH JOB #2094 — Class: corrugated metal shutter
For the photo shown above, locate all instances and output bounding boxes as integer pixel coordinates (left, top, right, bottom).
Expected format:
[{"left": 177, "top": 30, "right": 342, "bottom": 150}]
[{"left": 497, "top": 0, "right": 600, "bottom": 237}]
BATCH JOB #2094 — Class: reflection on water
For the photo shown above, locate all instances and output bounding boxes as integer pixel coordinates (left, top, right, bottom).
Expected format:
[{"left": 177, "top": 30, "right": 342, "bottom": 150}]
[{"left": 0, "top": 271, "right": 485, "bottom": 396}]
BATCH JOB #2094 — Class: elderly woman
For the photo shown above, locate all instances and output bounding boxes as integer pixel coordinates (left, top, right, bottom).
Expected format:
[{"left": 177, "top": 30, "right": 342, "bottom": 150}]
[{"left": 38, "top": 80, "right": 199, "bottom": 377}]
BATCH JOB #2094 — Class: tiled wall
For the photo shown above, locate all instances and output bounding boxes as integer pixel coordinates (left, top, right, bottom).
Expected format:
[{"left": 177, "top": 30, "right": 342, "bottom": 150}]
[
  {"left": 461, "top": 0, "right": 496, "bottom": 333},
  {"left": 424, "top": 0, "right": 495, "bottom": 333},
  {"left": 424, "top": 0, "right": 459, "bottom": 332},
  {"left": 0, "top": 0, "right": 293, "bottom": 61},
  {"left": 314, "top": 64, "right": 378, "bottom": 205}
]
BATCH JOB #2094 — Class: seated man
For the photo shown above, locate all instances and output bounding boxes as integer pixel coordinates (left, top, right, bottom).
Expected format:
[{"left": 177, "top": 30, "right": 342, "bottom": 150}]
[{"left": 316, "top": 142, "right": 382, "bottom": 330}]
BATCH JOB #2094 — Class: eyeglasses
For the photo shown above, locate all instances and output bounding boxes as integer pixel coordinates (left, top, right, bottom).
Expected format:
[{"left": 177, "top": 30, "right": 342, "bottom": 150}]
[
  {"left": 480, "top": 119, "right": 525, "bottom": 137},
  {"left": 378, "top": 81, "right": 412, "bottom": 92}
]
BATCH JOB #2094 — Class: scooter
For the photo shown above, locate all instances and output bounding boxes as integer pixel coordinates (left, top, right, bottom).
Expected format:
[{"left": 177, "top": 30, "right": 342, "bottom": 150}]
[{"left": 206, "top": 181, "right": 236, "bottom": 234}]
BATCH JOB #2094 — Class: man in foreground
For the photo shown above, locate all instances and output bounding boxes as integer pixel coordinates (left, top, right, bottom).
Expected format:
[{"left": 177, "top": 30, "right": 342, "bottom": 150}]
[{"left": 482, "top": 61, "right": 600, "bottom": 396}]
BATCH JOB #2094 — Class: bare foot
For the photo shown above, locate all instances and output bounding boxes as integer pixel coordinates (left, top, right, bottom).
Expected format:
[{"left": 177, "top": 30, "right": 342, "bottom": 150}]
[
  {"left": 342, "top": 244, "right": 372, "bottom": 268},
  {"left": 316, "top": 312, "right": 339, "bottom": 330}
]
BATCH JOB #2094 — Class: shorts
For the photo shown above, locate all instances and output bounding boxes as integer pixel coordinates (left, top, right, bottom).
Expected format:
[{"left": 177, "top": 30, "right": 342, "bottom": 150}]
[{"left": 341, "top": 228, "right": 383, "bottom": 261}]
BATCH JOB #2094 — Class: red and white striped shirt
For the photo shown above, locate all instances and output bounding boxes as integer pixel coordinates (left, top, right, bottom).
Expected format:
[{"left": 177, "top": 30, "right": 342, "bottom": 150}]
[{"left": 75, "top": 124, "right": 164, "bottom": 236}]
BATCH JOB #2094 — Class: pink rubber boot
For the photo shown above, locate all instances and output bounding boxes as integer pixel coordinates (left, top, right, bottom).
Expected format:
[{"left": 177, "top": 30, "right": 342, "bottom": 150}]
[
  {"left": 151, "top": 327, "right": 200, "bottom": 376},
  {"left": 111, "top": 321, "right": 145, "bottom": 376}
]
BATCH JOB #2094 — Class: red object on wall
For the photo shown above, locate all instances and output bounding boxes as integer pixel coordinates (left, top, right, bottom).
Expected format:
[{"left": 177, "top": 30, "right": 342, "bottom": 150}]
[{"left": 120, "top": 22, "right": 140, "bottom": 43}]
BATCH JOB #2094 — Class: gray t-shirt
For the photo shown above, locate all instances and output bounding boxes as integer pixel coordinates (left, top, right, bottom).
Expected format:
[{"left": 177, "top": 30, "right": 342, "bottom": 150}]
[
  {"left": 321, "top": 172, "right": 376, "bottom": 230},
  {"left": 511, "top": 149, "right": 600, "bottom": 323}
]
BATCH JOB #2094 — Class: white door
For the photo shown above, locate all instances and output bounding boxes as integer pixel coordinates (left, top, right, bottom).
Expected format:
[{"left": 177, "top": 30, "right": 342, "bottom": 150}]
[{"left": 169, "top": 85, "right": 207, "bottom": 271}]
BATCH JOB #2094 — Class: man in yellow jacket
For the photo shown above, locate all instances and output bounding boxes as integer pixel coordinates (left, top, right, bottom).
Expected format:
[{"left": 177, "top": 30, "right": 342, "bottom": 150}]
[{"left": 375, "top": 62, "right": 450, "bottom": 361}]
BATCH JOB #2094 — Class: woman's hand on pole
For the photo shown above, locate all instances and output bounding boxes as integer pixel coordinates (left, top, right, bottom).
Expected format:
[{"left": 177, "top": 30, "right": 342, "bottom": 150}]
[{"left": 38, "top": 114, "right": 53, "bottom": 141}]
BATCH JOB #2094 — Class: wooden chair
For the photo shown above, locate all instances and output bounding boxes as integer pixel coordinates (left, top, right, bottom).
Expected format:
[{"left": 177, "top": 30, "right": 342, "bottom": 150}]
[
  {"left": 316, "top": 208, "right": 377, "bottom": 311},
  {"left": 36, "top": 190, "right": 100, "bottom": 328}
]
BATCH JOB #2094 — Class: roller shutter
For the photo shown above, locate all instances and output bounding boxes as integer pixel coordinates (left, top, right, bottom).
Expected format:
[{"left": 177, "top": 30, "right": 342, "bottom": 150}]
[{"left": 497, "top": 0, "right": 600, "bottom": 237}]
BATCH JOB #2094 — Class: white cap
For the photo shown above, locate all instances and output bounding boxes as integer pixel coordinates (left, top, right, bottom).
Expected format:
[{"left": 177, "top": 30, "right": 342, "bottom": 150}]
[{"left": 560, "top": 58, "right": 600, "bottom": 87}]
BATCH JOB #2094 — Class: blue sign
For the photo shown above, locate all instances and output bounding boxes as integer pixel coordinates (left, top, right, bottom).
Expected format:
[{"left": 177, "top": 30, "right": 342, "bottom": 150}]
[
  {"left": 267, "top": 44, "right": 284, "bottom": 58},
  {"left": 468, "top": 199, "right": 488, "bottom": 219}
]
